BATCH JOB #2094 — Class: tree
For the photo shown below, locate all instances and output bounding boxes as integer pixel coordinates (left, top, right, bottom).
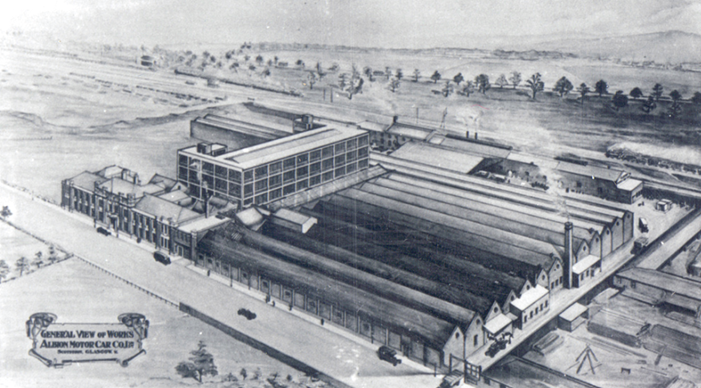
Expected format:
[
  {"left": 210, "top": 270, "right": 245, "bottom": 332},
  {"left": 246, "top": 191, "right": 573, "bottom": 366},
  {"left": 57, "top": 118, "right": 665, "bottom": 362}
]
[
  {"left": 526, "top": 73, "right": 544, "bottom": 100},
  {"left": 442, "top": 80, "right": 454, "bottom": 97},
  {"left": 339, "top": 66, "right": 363, "bottom": 100},
  {"left": 509, "top": 71, "right": 522, "bottom": 89},
  {"left": 577, "top": 83, "right": 590, "bottom": 104},
  {"left": 316, "top": 62, "right": 325, "bottom": 79},
  {"left": 176, "top": 341, "right": 218, "bottom": 383},
  {"left": 1, "top": 206, "right": 11, "bottom": 218},
  {"left": 460, "top": 81, "right": 474, "bottom": 97},
  {"left": 306, "top": 71, "right": 318, "bottom": 89},
  {"left": 668, "top": 100, "right": 683, "bottom": 118},
  {"left": 0, "top": 260, "right": 9, "bottom": 283},
  {"left": 363, "top": 66, "right": 374, "bottom": 81},
  {"left": 295, "top": 59, "right": 305, "bottom": 68},
  {"left": 641, "top": 96, "right": 657, "bottom": 114},
  {"left": 495, "top": 74, "right": 508, "bottom": 89},
  {"left": 388, "top": 77, "right": 400, "bottom": 93},
  {"left": 611, "top": 90, "right": 628, "bottom": 111},
  {"left": 453, "top": 73, "right": 464, "bottom": 86},
  {"left": 16, "top": 257, "right": 30, "bottom": 277},
  {"left": 594, "top": 80, "right": 608, "bottom": 97},
  {"left": 413, "top": 69, "right": 421, "bottom": 82},
  {"left": 274, "top": 56, "right": 279, "bottom": 65},
  {"left": 384, "top": 66, "right": 392, "bottom": 80},
  {"left": 475, "top": 74, "right": 491, "bottom": 94},
  {"left": 630, "top": 87, "right": 644, "bottom": 100},
  {"left": 240, "top": 368, "right": 248, "bottom": 380},
  {"left": 48, "top": 246, "right": 57, "bottom": 264},
  {"left": 691, "top": 91, "right": 701, "bottom": 105},
  {"left": 669, "top": 90, "right": 682, "bottom": 102},
  {"left": 553, "top": 76, "right": 573, "bottom": 98},
  {"left": 652, "top": 83, "right": 664, "bottom": 101},
  {"left": 33, "top": 251, "right": 44, "bottom": 269},
  {"left": 262, "top": 68, "right": 271, "bottom": 78},
  {"left": 431, "top": 71, "right": 441, "bottom": 84},
  {"left": 395, "top": 68, "right": 403, "bottom": 81},
  {"left": 244, "top": 54, "right": 251, "bottom": 62}
]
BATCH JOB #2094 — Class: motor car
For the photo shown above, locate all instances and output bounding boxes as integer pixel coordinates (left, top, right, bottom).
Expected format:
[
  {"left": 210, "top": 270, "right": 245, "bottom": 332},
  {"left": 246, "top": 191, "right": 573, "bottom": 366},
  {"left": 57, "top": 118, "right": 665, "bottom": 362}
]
[
  {"left": 96, "top": 227, "right": 111, "bottom": 236},
  {"left": 237, "top": 308, "right": 256, "bottom": 320},
  {"left": 153, "top": 251, "right": 171, "bottom": 265},
  {"left": 485, "top": 342, "right": 501, "bottom": 358},
  {"left": 377, "top": 345, "right": 401, "bottom": 366}
]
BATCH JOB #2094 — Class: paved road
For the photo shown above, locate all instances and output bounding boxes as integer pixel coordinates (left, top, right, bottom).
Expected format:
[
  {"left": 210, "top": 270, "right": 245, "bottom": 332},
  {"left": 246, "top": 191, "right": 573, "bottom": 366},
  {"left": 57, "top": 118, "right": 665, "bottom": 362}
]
[
  {"left": 0, "top": 184, "right": 444, "bottom": 388},
  {"left": 635, "top": 207, "right": 701, "bottom": 270}
]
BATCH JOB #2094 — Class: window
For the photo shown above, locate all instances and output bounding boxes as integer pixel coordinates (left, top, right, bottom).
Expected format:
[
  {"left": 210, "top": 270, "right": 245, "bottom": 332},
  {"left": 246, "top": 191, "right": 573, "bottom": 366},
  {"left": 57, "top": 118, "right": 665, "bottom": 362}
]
[
  {"left": 297, "top": 180, "right": 308, "bottom": 191},
  {"left": 283, "top": 184, "right": 296, "bottom": 195},
  {"left": 322, "top": 146, "right": 334, "bottom": 158},
  {"left": 346, "top": 150, "right": 357, "bottom": 162},
  {"left": 255, "top": 179, "right": 267, "bottom": 192},
  {"left": 215, "top": 165, "right": 227, "bottom": 178},
  {"left": 310, "top": 150, "right": 321, "bottom": 161},
  {"left": 456, "top": 332, "right": 460, "bottom": 339},
  {"left": 524, "top": 316, "right": 527, "bottom": 323},
  {"left": 358, "top": 159, "right": 369, "bottom": 169},
  {"left": 346, "top": 138, "right": 357, "bottom": 149},
  {"left": 530, "top": 311, "right": 534, "bottom": 318},
  {"left": 346, "top": 162, "right": 357, "bottom": 173},
  {"left": 358, "top": 135, "right": 369, "bottom": 146},
  {"left": 283, "top": 157, "right": 296, "bottom": 171},
  {"left": 297, "top": 153, "right": 309, "bottom": 165},
  {"left": 269, "top": 188, "right": 282, "bottom": 200},
  {"left": 283, "top": 170, "right": 295, "bottom": 183},
  {"left": 244, "top": 184, "right": 253, "bottom": 198},
  {"left": 334, "top": 142, "right": 345, "bottom": 153},
  {"left": 203, "top": 162, "right": 214, "bottom": 174},
  {"left": 255, "top": 166, "right": 268, "bottom": 179},
  {"left": 474, "top": 335, "right": 479, "bottom": 346},
  {"left": 228, "top": 183, "right": 241, "bottom": 197},
  {"left": 244, "top": 170, "right": 253, "bottom": 183},
  {"left": 545, "top": 300, "right": 548, "bottom": 308},
  {"left": 255, "top": 193, "right": 268, "bottom": 204},
  {"left": 269, "top": 161, "right": 282, "bottom": 174},
  {"left": 334, "top": 154, "right": 345, "bottom": 165},
  {"left": 297, "top": 166, "right": 308, "bottom": 179},
  {"left": 179, "top": 154, "right": 188, "bottom": 166},
  {"left": 269, "top": 174, "right": 282, "bottom": 188},
  {"left": 322, "top": 158, "right": 334, "bottom": 171},
  {"left": 358, "top": 146, "right": 368, "bottom": 158},
  {"left": 310, "top": 162, "right": 321, "bottom": 176},
  {"left": 179, "top": 167, "right": 188, "bottom": 181},
  {"left": 215, "top": 178, "right": 227, "bottom": 193},
  {"left": 309, "top": 175, "right": 321, "bottom": 187},
  {"left": 322, "top": 171, "right": 334, "bottom": 182},
  {"left": 335, "top": 167, "right": 346, "bottom": 178},
  {"left": 229, "top": 169, "right": 242, "bottom": 182}
]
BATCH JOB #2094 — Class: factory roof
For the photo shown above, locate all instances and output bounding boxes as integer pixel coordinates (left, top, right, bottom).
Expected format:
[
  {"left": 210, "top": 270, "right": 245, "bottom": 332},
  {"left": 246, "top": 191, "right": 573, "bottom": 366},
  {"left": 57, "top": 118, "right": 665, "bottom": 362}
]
[
  {"left": 556, "top": 161, "right": 628, "bottom": 183},
  {"left": 572, "top": 255, "right": 601, "bottom": 275},
  {"left": 97, "top": 178, "right": 164, "bottom": 198},
  {"left": 435, "top": 137, "right": 512, "bottom": 159},
  {"left": 134, "top": 195, "right": 201, "bottom": 224},
  {"left": 178, "top": 215, "right": 231, "bottom": 233},
  {"left": 390, "top": 142, "right": 484, "bottom": 174},
  {"left": 559, "top": 303, "right": 588, "bottom": 322},
  {"left": 386, "top": 122, "right": 435, "bottom": 141},
  {"left": 616, "top": 267, "right": 701, "bottom": 301},
  {"left": 67, "top": 171, "right": 107, "bottom": 192},
  {"left": 180, "top": 126, "right": 366, "bottom": 170},
  {"left": 511, "top": 285, "right": 549, "bottom": 311},
  {"left": 199, "top": 230, "right": 459, "bottom": 348},
  {"left": 483, "top": 313, "right": 514, "bottom": 336},
  {"left": 617, "top": 178, "right": 643, "bottom": 192}
]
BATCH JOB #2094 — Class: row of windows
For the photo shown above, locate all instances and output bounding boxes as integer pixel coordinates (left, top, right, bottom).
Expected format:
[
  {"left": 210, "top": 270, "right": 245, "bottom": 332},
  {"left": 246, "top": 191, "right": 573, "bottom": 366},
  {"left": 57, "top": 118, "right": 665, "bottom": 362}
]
[{"left": 523, "top": 299, "right": 549, "bottom": 324}]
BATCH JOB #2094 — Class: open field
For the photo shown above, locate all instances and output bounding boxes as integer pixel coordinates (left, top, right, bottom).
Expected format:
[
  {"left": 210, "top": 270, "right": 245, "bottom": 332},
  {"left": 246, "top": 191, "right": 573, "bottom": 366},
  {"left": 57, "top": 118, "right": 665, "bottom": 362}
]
[{"left": 0, "top": 258, "right": 322, "bottom": 388}]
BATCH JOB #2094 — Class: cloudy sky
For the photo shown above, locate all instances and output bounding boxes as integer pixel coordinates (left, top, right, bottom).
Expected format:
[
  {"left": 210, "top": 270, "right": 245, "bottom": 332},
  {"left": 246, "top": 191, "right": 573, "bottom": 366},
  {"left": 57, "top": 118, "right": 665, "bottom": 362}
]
[{"left": 3, "top": 0, "right": 701, "bottom": 48}]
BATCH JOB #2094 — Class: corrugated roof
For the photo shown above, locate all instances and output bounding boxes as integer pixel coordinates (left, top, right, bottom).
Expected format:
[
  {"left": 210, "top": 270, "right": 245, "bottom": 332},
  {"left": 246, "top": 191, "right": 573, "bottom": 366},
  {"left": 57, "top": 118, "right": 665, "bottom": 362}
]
[
  {"left": 390, "top": 142, "right": 484, "bottom": 174},
  {"left": 199, "top": 230, "right": 458, "bottom": 348}
]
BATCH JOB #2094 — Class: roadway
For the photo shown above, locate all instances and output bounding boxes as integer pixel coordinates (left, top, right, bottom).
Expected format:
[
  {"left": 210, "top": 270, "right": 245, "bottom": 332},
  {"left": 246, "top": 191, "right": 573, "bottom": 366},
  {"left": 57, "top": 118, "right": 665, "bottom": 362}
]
[
  {"left": 634, "top": 207, "right": 701, "bottom": 269},
  {"left": 0, "top": 183, "right": 443, "bottom": 388}
]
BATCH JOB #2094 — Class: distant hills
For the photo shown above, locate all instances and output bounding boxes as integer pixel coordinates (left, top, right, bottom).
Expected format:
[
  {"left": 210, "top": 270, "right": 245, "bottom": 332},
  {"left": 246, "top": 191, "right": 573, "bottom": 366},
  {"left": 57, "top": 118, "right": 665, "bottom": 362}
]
[{"left": 523, "top": 30, "right": 701, "bottom": 64}]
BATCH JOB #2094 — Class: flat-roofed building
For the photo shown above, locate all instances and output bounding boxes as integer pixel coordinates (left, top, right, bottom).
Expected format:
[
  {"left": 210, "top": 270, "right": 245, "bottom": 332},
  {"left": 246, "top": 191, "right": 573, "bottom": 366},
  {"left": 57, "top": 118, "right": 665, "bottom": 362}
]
[
  {"left": 177, "top": 126, "right": 369, "bottom": 208},
  {"left": 510, "top": 285, "right": 550, "bottom": 330}
]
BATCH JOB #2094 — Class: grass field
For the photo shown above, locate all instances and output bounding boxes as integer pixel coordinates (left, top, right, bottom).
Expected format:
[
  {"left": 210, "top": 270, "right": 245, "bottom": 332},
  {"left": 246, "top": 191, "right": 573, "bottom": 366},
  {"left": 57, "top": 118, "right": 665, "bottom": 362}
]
[{"left": 0, "top": 258, "right": 326, "bottom": 388}]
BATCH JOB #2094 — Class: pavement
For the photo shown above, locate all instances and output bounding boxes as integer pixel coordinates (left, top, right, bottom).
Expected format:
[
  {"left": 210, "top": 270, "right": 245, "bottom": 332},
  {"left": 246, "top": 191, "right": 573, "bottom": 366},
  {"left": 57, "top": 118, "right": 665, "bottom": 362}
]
[
  {"left": 0, "top": 183, "right": 446, "bottom": 388},
  {"left": 635, "top": 207, "right": 701, "bottom": 270}
]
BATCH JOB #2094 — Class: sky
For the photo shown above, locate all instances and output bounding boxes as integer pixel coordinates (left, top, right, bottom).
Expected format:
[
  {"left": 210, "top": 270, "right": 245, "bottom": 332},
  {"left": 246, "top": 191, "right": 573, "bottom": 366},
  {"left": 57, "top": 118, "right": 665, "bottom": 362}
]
[{"left": 2, "top": 0, "right": 701, "bottom": 49}]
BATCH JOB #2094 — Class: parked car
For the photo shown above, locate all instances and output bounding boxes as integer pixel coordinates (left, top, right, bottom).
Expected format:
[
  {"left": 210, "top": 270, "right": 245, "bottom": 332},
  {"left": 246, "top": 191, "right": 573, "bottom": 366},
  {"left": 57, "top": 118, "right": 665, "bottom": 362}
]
[
  {"left": 485, "top": 342, "right": 502, "bottom": 358},
  {"left": 96, "top": 227, "right": 111, "bottom": 236},
  {"left": 153, "top": 251, "right": 171, "bottom": 265},
  {"left": 377, "top": 345, "right": 401, "bottom": 366},
  {"left": 237, "top": 308, "right": 256, "bottom": 320}
]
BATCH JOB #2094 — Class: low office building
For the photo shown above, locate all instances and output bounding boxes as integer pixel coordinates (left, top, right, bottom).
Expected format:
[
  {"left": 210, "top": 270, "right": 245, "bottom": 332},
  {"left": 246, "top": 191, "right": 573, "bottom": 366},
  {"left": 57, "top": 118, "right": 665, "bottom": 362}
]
[
  {"left": 509, "top": 285, "right": 550, "bottom": 330},
  {"left": 62, "top": 166, "right": 230, "bottom": 259},
  {"left": 177, "top": 126, "right": 370, "bottom": 209}
]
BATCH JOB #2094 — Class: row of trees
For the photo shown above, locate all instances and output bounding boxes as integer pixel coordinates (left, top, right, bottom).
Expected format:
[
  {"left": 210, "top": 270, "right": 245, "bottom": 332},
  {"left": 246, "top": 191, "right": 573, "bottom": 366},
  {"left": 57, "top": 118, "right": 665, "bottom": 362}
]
[{"left": 0, "top": 247, "right": 58, "bottom": 283}]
